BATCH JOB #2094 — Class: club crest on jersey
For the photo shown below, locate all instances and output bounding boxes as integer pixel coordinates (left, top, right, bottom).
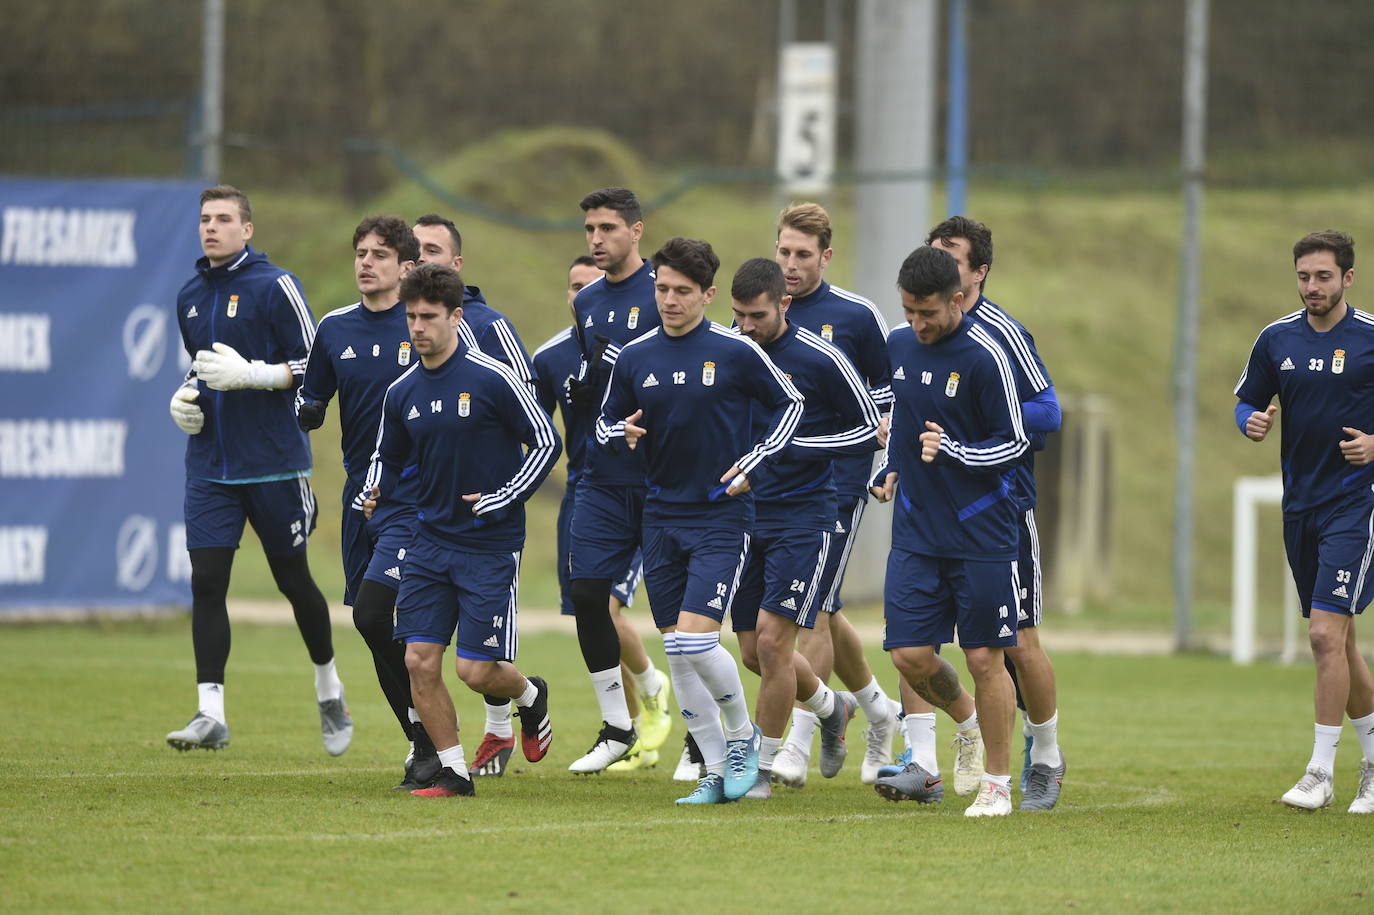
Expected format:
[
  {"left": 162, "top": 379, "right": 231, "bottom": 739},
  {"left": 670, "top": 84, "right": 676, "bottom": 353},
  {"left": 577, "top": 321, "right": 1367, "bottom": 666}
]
[
  {"left": 821, "top": 324, "right": 834, "bottom": 342},
  {"left": 1333, "top": 349, "right": 1346, "bottom": 374},
  {"left": 227, "top": 294, "right": 239, "bottom": 318},
  {"left": 702, "top": 361, "right": 716, "bottom": 386},
  {"left": 458, "top": 392, "right": 471, "bottom": 417},
  {"left": 628, "top": 306, "right": 641, "bottom": 329},
  {"left": 398, "top": 341, "right": 411, "bottom": 366},
  {"left": 945, "top": 372, "right": 960, "bottom": 397}
]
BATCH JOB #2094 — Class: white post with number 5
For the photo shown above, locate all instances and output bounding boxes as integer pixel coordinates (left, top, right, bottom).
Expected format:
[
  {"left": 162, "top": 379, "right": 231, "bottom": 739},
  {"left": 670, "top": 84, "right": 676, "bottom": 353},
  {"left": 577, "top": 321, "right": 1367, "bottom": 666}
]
[{"left": 777, "top": 42, "right": 836, "bottom": 196}]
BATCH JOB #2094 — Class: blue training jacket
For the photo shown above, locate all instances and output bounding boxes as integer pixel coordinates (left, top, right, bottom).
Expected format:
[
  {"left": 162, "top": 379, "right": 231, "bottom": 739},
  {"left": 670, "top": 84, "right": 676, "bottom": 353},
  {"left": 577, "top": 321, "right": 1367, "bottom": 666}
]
[{"left": 176, "top": 244, "right": 314, "bottom": 482}]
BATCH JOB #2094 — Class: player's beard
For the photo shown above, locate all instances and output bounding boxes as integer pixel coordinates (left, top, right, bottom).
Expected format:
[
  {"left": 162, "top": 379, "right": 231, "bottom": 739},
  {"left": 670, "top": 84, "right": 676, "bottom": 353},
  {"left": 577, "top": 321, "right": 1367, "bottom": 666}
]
[{"left": 1303, "top": 289, "right": 1343, "bottom": 318}]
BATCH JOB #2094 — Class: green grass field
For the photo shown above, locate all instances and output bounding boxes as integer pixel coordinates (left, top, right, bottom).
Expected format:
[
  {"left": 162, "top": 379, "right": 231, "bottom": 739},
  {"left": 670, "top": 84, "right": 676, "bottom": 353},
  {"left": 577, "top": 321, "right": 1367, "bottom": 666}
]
[{"left": 2, "top": 619, "right": 1371, "bottom": 912}]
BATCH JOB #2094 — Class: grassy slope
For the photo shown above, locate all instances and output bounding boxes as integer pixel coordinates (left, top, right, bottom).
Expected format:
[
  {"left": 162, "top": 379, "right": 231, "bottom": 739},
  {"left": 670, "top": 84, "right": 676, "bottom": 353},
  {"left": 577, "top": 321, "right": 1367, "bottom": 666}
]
[
  {"left": 3, "top": 620, "right": 1373, "bottom": 912},
  {"left": 224, "top": 131, "right": 1374, "bottom": 638}
]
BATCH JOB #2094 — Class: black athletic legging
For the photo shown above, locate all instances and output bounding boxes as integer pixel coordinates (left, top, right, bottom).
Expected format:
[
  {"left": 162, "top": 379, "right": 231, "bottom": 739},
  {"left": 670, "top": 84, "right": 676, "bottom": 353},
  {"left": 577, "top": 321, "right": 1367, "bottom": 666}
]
[
  {"left": 568, "top": 577, "right": 622, "bottom": 671},
  {"left": 189, "top": 547, "right": 334, "bottom": 684},
  {"left": 352, "top": 578, "right": 412, "bottom": 732}
]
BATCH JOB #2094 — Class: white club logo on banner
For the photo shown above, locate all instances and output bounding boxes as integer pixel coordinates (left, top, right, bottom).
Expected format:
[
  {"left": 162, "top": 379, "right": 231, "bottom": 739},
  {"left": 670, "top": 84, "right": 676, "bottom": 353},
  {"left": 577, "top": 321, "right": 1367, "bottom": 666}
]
[
  {"left": 122, "top": 304, "right": 167, "bottom": 381},
  {"left": 116, "top": 514, "right": 158, "bottom": 591}
]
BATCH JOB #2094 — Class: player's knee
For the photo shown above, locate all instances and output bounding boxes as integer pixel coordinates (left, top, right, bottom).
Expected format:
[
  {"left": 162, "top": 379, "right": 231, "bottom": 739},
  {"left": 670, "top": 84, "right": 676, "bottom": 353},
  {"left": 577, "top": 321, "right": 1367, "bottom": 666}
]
[
  {"left": 892, "top": 646, "right": 938, "bottom": 680},
  {"left": 188, "top": 549, "right": 233, "bottom": 601},
  {"left": 404, "top": 645, "right": 442, "bottom": 683},
  {"left": 453, "top": 658, "right": 495, "bottom": 692},
  {"left": 267, "top": 552, "right": 317, "bottom": 600},
  {"left": 351, "top": 581, "right": 397, "bottom": 643},
  {"left": 570, "top": 578, "right": 613, "bottom": 617},
  {"left": 1309, "top": 624, "right": 1346, "bottom": 659},
  {"left": 963, "top": 647, "right": 1004, "bottom": 681}
]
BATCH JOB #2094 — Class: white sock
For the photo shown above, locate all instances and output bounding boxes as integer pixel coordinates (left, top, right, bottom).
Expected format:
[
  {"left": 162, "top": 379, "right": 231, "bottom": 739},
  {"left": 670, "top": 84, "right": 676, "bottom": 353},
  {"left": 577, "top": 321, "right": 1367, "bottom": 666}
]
[
  {"left": 955, "top": 712, "right": 979, "bottom": 733},
  {"left": 905, "top": 712, "right": 939, "bottom": 775},
  {"left": 590, "top": 666, "right": 634, "bottom": 730},
  {"left": 984, "top": 772, "right": 1013, "bottom": 790},
  {"left": 760, "top": 735, "right": 782, "bottom": 771},
  {"left": 197, "top": 682, "right": 225, "bottom": 724},
  {"left": 1026, "top": 711, "right": 1062, "bottom": 767},
  {"left": 632, "top": 664, "right": 663, "bottom": 698},
  {"left": 313, "top": 659, "right": 342, "bottom": 702},
  {"left": 1309, "top": 723, "right": 1343, "bottom": 775},
  {"left": 664, "top": 633, "right": 725, "bottom": 770},
  {"left": 1350, "top": 711, "right": 1374, "bottom": 763},
  {"left": 484, "top": 699, "right": 513, "bottom": 739},
  {"left": 408, "top": 707, "right": 422, "bottom": 724},
  {"left": 437, "top": 744, "right": 469, "bottom": 779},
  {"left": 802, "top": 683, "right": 836, "bottom": 719},
  {"left": 515, "top": 678, "right": 539, "bottom": 708},
  {"left": 854, "top": 675, "right": 892, "bottom": 724},
  {"left": 785, "top": 708, "right": 819, "bottom": 757},
  {"left": 677, "top": 631, "right": 752, "bottom": 739}
]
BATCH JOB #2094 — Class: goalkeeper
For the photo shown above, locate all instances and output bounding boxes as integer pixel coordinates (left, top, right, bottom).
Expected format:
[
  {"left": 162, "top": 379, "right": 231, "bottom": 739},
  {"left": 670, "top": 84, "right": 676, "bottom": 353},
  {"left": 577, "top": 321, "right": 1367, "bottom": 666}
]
[{"left": 164, "top": 184, "right": 351, "bottom": 758}]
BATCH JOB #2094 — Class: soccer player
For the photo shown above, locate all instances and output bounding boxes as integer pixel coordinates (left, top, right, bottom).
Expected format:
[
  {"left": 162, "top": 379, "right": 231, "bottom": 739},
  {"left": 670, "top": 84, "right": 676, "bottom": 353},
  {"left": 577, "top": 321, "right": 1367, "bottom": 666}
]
[
  {"left": 561, "top": 187, "right": 672, "bottom": 773},
  {"left": 412, "top": 212, "right": 539, "bottom": 774},
  {"left": 1235, "top": 229, "right": 1374, "bottom": 814},
  {"left": 871, "top": 245, "right": 1027, "bottom": 817},
  {"left": 296, "top": 215, "right": 439, "bottom": 789},
  {"left": 362, "top": 262, "right": 560, "bottom": 798},
  {"left": 769, "top": 203, "right": 901, "bottom": 786},
  {"left": 728, "top": 258, "right": 881, "bottom": 798},
  {"left": 531, "top": 255, "right": 672, "bottom": 773},
  {"left": 165, "top": 185, "right": 350, "bottom": 755},
  {"left": 922, "top": 215, "right": 1066, "bottom": 810},
  {"left": 597, "top": 237, "right": 804, "bottom": 804}
]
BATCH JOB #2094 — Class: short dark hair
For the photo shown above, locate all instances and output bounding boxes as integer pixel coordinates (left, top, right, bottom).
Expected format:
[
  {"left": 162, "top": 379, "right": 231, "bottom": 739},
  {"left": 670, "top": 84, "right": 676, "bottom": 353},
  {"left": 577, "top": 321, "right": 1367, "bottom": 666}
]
[
  {"left": 897, "top": 246, "right": 962, "bottom": 300},
  {"left": 352, "top": 215, "right": 419, "bottom": 263},
  {"left": 652, "top": 237, "right": 719, "bottom": 292},
  {"left": 569, "top": 254, "right": 597, "bottom": 270},
  {"left": 399, "top": 262, "right": 465, "bottom": 312},
  {"left": 925, "top": 215, "right": 993, "bottom": 282},
  {"left": 731, "top": 257, "right": 786, "bottom": 304},
  {"left": 415, "top": 213, "right": 463, "bottom": 256},
  {"left": 777, "top": 202, "right": 832, "bottom": 253},
  {"left": 1294, "top": 230, "right": 1355, "bottom": 275},
  {"left": 579, "top": 186, "right": 644, "bottom": 227},
  {"left": 200, "top": 184, "right": 251, "bottom": 223}
]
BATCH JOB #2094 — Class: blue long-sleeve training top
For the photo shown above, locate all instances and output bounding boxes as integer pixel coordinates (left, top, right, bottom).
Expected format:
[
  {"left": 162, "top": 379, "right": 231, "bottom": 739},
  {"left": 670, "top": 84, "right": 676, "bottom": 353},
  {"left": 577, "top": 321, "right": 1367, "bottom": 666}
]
[
  {"left": 365, "top": 344, "right": 560, "bottom": 552},
  {"left": 750, "top": 323, "right": 882, "bottom": 531},
  {"left": 784, "top": 280, "right": 892, "bottom": 503},
  {"left": 595, "top": 318, "right": 803, "bottom": 530},
  {"left": 459, "top": 286, "right": 536, "bottom": 394},
  {"left": 1234, "top": 305, "right": 1374, "bottom": 515},
  {"left": 571, "top": 260, "right": 661, "bottom": 487},
  {"left": 874, "top": 314, "right": 1029, "bottom": 561},
  {"left": 176, "top": 244, "right": 314, "bottom": 482}
]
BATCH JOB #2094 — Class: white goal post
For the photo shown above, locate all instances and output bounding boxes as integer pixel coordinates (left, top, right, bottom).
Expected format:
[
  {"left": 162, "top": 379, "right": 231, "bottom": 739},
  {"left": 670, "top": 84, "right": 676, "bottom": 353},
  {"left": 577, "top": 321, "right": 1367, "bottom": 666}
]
[{"left": 1231, "top": 474, "right": 1299, "bottom": 665}]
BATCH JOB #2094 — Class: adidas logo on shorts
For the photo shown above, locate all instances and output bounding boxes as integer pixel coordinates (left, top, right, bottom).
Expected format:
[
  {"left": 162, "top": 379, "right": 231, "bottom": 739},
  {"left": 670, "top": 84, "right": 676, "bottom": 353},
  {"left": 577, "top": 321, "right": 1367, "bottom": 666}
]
[
  {"left": 483, "top": 635, "right": 499, "bottom": 648},
  {"left": 1333, "top": 584, "right": 1349, "bottom": 598},
  {"left": 384, "top": 566, "right": 401, "bottom": 580},
  {"left": 780, "top": 597, "right": 797, "bottom": 610},
  {"left": 706, "top": 596, "right": 723, "bottom": 610},
  {"left": 998, "top": 624, "right": 1012, "bottom": 637},
  {"left": 340, "top": 345, "right": 356, "bottom": 359}
]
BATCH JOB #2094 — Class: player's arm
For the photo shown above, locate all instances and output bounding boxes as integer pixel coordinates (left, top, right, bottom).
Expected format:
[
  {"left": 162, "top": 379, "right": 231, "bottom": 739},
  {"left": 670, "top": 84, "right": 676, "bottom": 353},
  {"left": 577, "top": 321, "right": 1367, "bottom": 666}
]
[
  {"left": 1233, "top": 328, "right": 1280, "bottom": 442},
  {"left": 194, "top": 273, "right": 312, "bottom": 391},
  {"left": 295, "top": 321, "right": 337, "bottom": 431},
  {"left": 594, "top": 349, "right": 641, "bottom": 454},
  {"left": 785, "top": 348, "right": 883, "bottom": 461},
  {"left": 869, "top": 410, "right": 897, "bottom": 501},
  {"left": 483, "top": 318, "right": 539, "bottom": 396},
  {"left": 464, "top": 367, "right": 563, "bottom": 518},
  {"left": 922, "top": 342, "right": 1028, "bottom": 470},
  {"left": 361, "top": 388, "right": 411, "bottom": 516},
  {"left": 726, "top": 343, "right": 805, "bottom": 490}
]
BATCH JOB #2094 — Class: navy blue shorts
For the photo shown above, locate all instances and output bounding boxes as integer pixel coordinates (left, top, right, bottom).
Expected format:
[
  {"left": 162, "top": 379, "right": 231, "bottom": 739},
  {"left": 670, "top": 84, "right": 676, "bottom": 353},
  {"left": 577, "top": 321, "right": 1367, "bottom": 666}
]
[
  {"left": 185, "top": 475, "right": 317, "bottom": 557},
  {"left": 569, "top": 482, "right": 645, "bottom": 581},
  {"left": 817, "top": 497, "right": 866, "bottom": 614},
  {"left": 732, "top": 527, "right": 833, "bottom": 632},
  {"left": 339, "top": 478, "right": 417, "bottom": 606},
  {"left": 394, "top": 536, "right": 521, "bottom": 661},
  {"left": 1284, "top": 495, "right": 1374, "bottom": 617},
  {"left": 557, "top": 484, "right": 642, "bottom": 614},
  {"left": 883, "top": 547, "right": 1020, "bottom": 650},
  {"left": 1015, "top": 508, "right": 1043, "bottom": 629},
  {"left": 642, "top": 526, "right": 750, "bottom": 630}
]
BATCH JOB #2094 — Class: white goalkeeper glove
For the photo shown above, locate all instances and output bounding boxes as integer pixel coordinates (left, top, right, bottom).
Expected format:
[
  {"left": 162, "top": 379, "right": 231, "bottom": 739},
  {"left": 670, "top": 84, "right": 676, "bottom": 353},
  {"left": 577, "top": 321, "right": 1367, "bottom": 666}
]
[
  {"left": 169, "top": 382, "right": 204, "bottom": 435},
  {"left": 193, "top": 342, "right": 291, "bottom": 391}
]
